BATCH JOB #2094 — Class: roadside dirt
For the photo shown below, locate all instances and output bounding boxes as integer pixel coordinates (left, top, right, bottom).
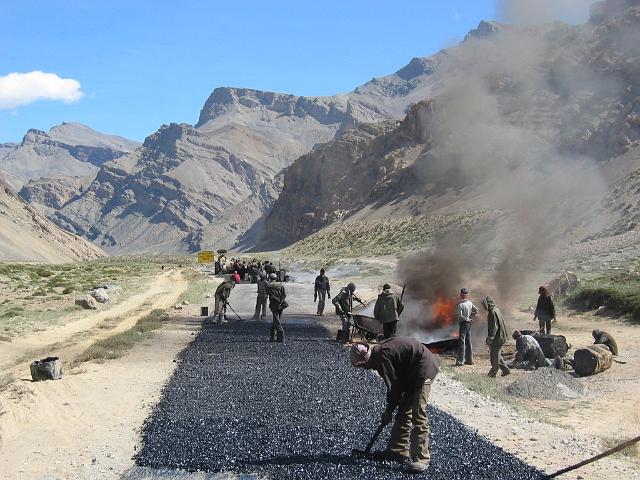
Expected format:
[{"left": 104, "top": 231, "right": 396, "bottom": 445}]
[
  {"left": 0, "top": 313, "right": 200, "bottom": 480},
  {"left": 423, "top": 308, "right": 640, "bottom": 479},
  {"left": 0, "top": 269, "right": 199, "bottom": 479}
]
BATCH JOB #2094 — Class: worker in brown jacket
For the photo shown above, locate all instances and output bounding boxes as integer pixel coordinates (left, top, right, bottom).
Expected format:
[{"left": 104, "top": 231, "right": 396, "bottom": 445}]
[{"left": 350, "top": 337, "right": 439, "bottom": 474}]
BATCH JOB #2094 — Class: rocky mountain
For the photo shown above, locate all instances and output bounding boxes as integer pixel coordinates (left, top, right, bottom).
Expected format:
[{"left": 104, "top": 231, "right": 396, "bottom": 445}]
[
  {"left": 44, "top": 53, "right": 463, "bottom": 253},
  {"left": 0, "top": 122, "right": 139, "bottom": 191},
  {"left": 12, "top": 0, "right": 638, "bottom": 256},
  {"left": 0, "top": 173, "right": 104, "bottom": 262},
  {"left": 259, "top": 0, "right": 640, "bottom": 250}
]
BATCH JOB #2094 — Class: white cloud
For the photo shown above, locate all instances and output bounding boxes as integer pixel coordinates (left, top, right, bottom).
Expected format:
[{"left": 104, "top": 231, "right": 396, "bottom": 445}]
[{"left": 0, "top": 71, "right": 84, "bottom": 110}]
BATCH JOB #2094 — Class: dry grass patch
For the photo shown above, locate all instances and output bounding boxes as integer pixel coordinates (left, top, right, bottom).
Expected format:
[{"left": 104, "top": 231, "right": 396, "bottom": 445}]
[{"left": 74, "top": 309, "right": 166, "bottom": 364}]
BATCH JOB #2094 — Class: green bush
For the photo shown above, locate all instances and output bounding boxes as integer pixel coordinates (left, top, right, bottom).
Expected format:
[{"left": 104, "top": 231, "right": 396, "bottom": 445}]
[
  {"left": 62, "top": 286, "right": 75, "bottom": 294},
  {"left": 567, "top": 278, "right": 640, "bottom": 324},
  {"left": 35, "top": 268, "right": 53, "bottom": 277}
]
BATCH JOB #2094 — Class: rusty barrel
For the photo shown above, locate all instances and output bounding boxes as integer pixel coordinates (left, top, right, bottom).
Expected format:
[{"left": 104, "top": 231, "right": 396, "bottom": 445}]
[{"left": 574, "top": 344, "right": 613, "bottom": 376}]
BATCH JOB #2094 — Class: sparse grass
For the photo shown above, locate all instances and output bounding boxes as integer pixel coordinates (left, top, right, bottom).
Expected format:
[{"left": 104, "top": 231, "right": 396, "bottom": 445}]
[
  {"left": 283, "top": 212, "right": 493, "bottom": 258},
  {"left": 0, "top": 373, "right": 14, "bottom": 392},
  {"left": 177, "top": 275, "right": 216, "bottom": 305},
  {"left": 0, "top": 256, "right": 188, "bottom": 339},
  {"left": 74, "top": 309, "right": 165, "bottom": 364},
  {"left": 567, "top": 270, "right": 640, "bottom": 323},
  {"left": 443, "top": 365, "right": 535, "bottom": 416}
]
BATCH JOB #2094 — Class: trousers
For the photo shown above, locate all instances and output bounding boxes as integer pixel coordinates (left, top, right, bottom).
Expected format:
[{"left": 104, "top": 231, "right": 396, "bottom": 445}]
[
  {"left": 271, "top": 309, "right": 284, "bottom": 333},
  {"left": 488, "top": 342, "right": 509, "bottom": 376},
  {"left": 388, "top": 381, "right": 432, "bottom": 463},
  {"left": 316, "top": 290, "right": 328, "bottom": 315},
  {"left": 456, "top": 321, "right": 473, "bottom": 364},
  {"left": 254, "top": 293, "right": 267, "bottom": 319},
  {"left": 214, "top": 295, "right": 226, "bottom": 318},
  {"left": 456, "top": 322, "right": 473, "bottom": 364},
  {"left": 383, "top": 321, "right": 398, "bottom": 338},
  {"left": 339, "top": 313, "right": 352, "bottom": 333},
  {"left": 538, "top": 314, "right": 552, "bottom": 334}
]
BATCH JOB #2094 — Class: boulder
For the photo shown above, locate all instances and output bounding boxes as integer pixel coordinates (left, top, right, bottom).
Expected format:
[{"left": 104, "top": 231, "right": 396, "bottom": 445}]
[
  {"left": 595, "top": 305, "right": 608, "bottom": 316},
  {"left": 548, "top": 271, "right": 580, "bottom": 298},
  {"left": 75, "top": 295, "right": 97, "bottom": 310},
  {"left": 90, "top": 288, "right": 110, "bottom": 303}
]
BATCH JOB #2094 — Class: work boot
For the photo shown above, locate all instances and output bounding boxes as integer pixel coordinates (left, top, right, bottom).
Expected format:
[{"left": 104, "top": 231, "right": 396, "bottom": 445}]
[
  {"left": 501, "top": 367, "right": 511, "bottom": 376},
  {"left": 270, "top": 329, "right": 276, "bottom": 342},
  {"left": 454, "top": 361, "right": 464, "bottom": 367},
  {"left": 275, "top": 330, "right": 285, "bottom": 343},
  {"left": 464, "top": 360, "right": 474, "bottom": 365},
  {"left": 487, "top": 370, "right": 497, "bottom": 378},
  {"left": 371, "top": 450, "right": 410, "bottom": 463},
  {"left": 406, "top": 461, "right": 428, "bottom": 474}
]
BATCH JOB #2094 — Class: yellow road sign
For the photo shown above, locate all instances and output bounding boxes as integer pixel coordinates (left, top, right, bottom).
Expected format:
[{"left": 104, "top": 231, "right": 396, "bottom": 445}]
[{"left": 197, "top": 251, "right": 215, "bottom": 264}]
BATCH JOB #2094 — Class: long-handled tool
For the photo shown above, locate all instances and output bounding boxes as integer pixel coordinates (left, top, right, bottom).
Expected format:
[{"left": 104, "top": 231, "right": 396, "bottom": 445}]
[
  {"left": 225, "top": 301, "right": 243, "bottom": 321},
  {"left": 352, "top": 422, "right": 385, "bottom": 459},
  {"left": 540, "top": 434, "right": 640, "bottom": 479}
]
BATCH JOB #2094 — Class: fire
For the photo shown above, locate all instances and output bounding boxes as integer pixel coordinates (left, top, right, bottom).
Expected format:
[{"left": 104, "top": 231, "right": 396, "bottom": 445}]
[{"left": 430, "top": 296, "right": 457, "bottom": 328}]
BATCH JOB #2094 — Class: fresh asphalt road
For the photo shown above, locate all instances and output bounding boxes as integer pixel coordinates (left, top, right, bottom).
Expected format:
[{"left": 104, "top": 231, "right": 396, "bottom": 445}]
[{"left": 124, "top": 280, "right": 542, "bottom": 479}]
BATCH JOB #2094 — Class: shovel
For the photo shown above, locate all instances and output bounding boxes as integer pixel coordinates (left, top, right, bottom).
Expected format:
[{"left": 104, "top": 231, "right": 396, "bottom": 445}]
[
  {"left": 225, "top": 302, "right": 243, "bottom": 321},
  {"left": 352, "top": 422, "right": 385, "bottom": 459}
]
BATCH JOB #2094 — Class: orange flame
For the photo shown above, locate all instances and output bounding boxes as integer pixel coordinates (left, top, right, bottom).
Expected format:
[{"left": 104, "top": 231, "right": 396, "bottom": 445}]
[{"left": 431, "top": 296, "right": 457, "bottom": 328}]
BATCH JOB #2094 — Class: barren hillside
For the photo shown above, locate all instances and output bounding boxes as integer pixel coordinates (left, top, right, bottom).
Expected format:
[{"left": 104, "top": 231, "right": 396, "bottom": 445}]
[{"left": 0, "top": 174, "right": 104, "bottom": 262}]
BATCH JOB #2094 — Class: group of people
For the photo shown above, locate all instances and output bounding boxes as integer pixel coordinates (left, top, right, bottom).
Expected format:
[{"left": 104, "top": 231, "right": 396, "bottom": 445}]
[
  {"left": 214, "top": 256, "right": 279, "bottom": 284},
  {"left": 209, "top": 266, "right": 616, "bottom": 475},
  {"left": 211, "top": 266, "right": 287, "bottom": 342}
]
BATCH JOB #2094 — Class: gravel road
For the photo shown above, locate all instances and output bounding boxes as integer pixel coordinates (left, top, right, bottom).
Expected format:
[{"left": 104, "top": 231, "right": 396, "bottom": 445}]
[{"left": 131, "top": 314, "right": 542, "bottom": 479}]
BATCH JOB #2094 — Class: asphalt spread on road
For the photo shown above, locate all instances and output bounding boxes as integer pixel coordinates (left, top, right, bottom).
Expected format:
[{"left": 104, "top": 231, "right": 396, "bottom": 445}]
[{"left": 134, "top": 318, "right": 543, "bottom": 479}]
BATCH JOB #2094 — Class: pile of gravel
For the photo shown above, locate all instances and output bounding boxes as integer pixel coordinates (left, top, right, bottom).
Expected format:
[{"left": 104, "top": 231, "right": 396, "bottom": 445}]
[
  {"left": 135, "top": 319, "right": 542, "bottom": 479},
  {"left": 505, "top": 368, "right": 588, "bottom": 400}
]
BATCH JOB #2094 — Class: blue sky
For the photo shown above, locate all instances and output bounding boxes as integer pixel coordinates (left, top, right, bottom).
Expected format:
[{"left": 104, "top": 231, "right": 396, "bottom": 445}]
[{"left": 0, "top": 1, "right": 499, "bottom": 142}]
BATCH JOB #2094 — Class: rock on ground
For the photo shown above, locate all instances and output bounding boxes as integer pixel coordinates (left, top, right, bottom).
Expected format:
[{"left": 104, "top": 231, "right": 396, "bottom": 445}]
[
  {"left": 75, "top": 295, "right": 98, "bottom": 310},
  {"left": 134, "top": 319, "right": 542, "bottom": 479},
  {"left": 90, "top": 288, "right": 110, "bottom": 303}
]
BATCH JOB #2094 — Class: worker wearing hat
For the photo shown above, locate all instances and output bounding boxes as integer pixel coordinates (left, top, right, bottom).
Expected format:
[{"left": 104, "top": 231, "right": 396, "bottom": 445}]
[{"left": 350, "top": 338, "right": 439, "bottom": 474}]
